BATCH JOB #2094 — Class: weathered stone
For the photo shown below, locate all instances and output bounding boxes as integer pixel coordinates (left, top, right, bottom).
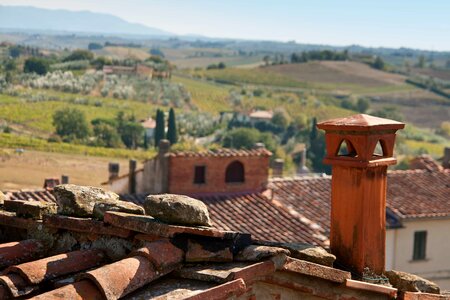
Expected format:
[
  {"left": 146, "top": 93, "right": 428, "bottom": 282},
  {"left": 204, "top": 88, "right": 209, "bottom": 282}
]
[
  {"left": 93, "top": 200, "right": 144, "bottom": 220},
  {"left": 17, "top": 201, "right": 57, "bottom": 220},
  {"left": 0, "top": 191, "right": 5, "bottom": 205},
  {"left": 235, "top": 245, "right": 290, "bottom": 262},
  {"left": 144, "top": 194, "right": 212, "bottom": 226},
  {"left": 281, "top": 242, "right": 336, "bottom": 267},
  {"left": 53, "top": 184, "right": 119, "bottom": 217},
  {"left": 186, "top": 239, "right": 233, "bottom": 263},
  {"left": 385, "top": 270, "right": 440, "bottom": 294}
]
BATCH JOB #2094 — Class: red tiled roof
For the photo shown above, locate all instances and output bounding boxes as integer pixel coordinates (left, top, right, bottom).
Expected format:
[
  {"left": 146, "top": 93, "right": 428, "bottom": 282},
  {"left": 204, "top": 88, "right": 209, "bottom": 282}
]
[
  {"left": 200, "top": 193, "right": 328, "bottom": 245},
  {"left": 269, "top": 169, "right": 450, "bottom": 226},
  {"left": 0, "top": 202, "right": 409, "bottom": 299},
  {"left": 168, "top": 148, "right": 272, "bottom": 158},
  {"left": 317, "top": 114, "right": 405, "bottom": 131},
  {"left": 386, "top": 169, "right": 450, "bottom": 219},
  {"left": 410, "top": 155, "right": 444, "bottom": 172},
  {"left": 122, "top": 192, "right": 328, "bottom": 246},
  {"left": 141, "top": 118, "right": 156, "bottom": 129},
  {"left": 4, "top": 167, "right": 449, "bottom": 246}
]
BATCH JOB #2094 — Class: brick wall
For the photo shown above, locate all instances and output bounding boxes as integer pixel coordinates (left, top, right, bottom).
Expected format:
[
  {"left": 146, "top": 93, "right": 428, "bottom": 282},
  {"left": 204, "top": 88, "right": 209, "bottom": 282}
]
[{"left": 168, "top": 155, "right": 270, "bottom": 195}]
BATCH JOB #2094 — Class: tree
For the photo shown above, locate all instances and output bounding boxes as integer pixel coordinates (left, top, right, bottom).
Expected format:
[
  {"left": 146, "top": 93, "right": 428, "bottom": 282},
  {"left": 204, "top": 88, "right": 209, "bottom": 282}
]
[
  {"left": 52, "top": 108, "right": 89, "bottom": 141},
  {"left": 217, "top": 62, "right": 226, "bottom": 69},
  {"left": 119, "top": 122, "right": 144, "bottom": 149},
  {"left": 356, "top": 98, "right": 370, "bottom": 113},
  {"left": 372, "top": 56, "right": 385, "bottom": 70},
  {"left": 23, "top": 57, "right": 49, "bottom": 75},
  {"left": 9, "top": 45, "right": 23, "bottom": 58},
  {"left": 417, "top": 55, "right": 426, "bottom": 68},
  {"left": 154, "top": 109, "right": 165, "bottom": 147},
  {"left": 221, "top": 127, "right": 276, "bottom": 153},
  {"left": 263, "top": 55, "right": 271, "bottom": 66},
  {"left": 92, "top": 122, "right": 122, "bottom": 148},
  {"left": 307, "top": 117, "right": 331, "bottom": 174},
  {"left": 150, "top": 48, "right": 165, "bottom": 57},
  {"left": 4, "top": 59, "right": 17, "bottom": 72},
  {"left": 63, "top": 49, "right": 94, "bottom": 62},
  {"left": 167, "top": 108, "right": 178, "bottom": 145},
  {"left": 271, "top": 108, "right": 291, "bottom": 129},
  {"left": 88, "top": 43, "right": 103, "bottom": 50}
]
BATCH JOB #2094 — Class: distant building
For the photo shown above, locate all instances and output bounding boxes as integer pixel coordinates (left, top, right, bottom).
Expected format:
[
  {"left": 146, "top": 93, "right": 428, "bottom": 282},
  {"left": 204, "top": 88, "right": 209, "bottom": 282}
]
[
  {"left": 248, "top": 110, "right": 273, "bottom": 125},
  {"left": 140, "top": 117, "right": 156, "bottom": 140}
]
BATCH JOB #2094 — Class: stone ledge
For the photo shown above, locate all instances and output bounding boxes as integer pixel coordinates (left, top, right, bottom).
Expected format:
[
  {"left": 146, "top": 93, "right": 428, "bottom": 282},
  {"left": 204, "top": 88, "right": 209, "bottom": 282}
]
[{"left": 103, "top": 211, "right": 248, "bottom": 240}]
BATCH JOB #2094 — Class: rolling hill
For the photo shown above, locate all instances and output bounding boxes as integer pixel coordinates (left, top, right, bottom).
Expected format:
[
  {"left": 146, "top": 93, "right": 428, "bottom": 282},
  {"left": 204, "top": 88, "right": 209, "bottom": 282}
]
[{"left": 0, "top": 5, "right": 172, "bottom": 36}]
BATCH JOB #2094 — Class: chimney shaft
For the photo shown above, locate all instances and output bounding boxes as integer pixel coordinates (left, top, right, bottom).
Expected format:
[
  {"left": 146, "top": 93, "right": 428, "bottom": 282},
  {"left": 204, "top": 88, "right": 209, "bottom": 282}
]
[
  {"left": 129, "top": 159, "right": 137, "bottom": 194},
  {"left": 158, "top": 139, "right": 171, "bottom": 156},
  {"left": 272, "top": 158, "right": 284, "bottom": 178},
  {"left": 317, "top": 114, "right": 404, "bottom": 275},
  {"left": 443, "top": 147, "right": 450, "bottom": 169},
  {"left": 61, "top": 175, "right": 69, "bottom": 184},
  {"left": 108, "top": 163, "right": 120, "bottom": 180}
]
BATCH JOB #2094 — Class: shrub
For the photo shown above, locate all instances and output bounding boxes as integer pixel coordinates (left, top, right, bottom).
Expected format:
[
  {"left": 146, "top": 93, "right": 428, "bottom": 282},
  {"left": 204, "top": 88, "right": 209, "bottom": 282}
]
[{"left": 24, "top": 57, "right": 49, "bottom": 75}]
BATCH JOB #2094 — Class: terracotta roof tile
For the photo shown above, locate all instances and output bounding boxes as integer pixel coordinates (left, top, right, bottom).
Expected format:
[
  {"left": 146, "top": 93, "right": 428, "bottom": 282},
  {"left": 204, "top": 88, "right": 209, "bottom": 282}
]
[
  {"left": 168, "top": 148, "right": 272, "bottom": 158},
  {"left": 4, "top": 166, "right": 448, "bottom": 246}
]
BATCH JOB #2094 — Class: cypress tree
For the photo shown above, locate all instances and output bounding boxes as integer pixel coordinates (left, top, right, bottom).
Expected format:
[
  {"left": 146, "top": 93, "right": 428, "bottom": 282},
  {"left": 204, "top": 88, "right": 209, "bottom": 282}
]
[
  {"left": 154, "top": 109, "right": 165, "bottom": 148},
  {"left": 166, "top": 108, "right": 178, "bottom": 145}
]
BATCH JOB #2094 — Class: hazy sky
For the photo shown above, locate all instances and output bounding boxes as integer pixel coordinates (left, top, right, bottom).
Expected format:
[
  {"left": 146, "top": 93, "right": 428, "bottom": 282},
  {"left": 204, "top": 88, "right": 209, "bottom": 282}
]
[{"left": 1, "top": 0, "right": 449, "bottom": 50}]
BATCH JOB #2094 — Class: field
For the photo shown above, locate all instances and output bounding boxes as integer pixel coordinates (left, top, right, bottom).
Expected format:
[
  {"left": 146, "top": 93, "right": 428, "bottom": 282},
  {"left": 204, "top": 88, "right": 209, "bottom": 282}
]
[
  {"left": 0, "top": 149, "right": 131, "bottom": 190},
  {"left": 0, "top": 90, "right": 157, "bottom": 136},
  {"left": 264, "top": 61, "right": 406, "bottom": 88},
  {"left": 160, "top": 47, "right": 264, "bottom": 69},
  {"left": 95, "top": 46, "right": 151, "bottom": 61}
]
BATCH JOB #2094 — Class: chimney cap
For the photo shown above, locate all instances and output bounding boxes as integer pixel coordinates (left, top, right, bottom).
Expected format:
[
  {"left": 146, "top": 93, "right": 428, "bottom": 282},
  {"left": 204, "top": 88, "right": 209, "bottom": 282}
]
[{"left": 317, "top": 114, "right": 404, "bottom": 132}]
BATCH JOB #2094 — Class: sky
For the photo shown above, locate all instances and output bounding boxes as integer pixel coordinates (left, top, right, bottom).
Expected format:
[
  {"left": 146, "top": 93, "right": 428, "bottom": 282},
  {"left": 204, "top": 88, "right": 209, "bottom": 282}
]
[{"left": 0, "top": 0, "right": 449, "bottom": 51}]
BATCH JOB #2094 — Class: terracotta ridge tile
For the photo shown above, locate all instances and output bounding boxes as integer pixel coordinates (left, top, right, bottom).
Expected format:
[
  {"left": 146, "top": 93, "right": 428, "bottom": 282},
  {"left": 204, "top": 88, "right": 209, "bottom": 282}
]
[
  {"left": 183, "top": 278, "right": 247, "bottom": 300},
  {"left": 345, "top": 278, "right": 397, "bottom": 298},
  {"left": 43, "top": 214, "right": 132, "bottom": 238},
  {"left": 29, "top": 279, "right": 103, "bottom": 300},
  {"left": 281, "top": 257, "right": 350, "bottom": 283},
  {"left": 0, "top": 239, "right": 44, "bottom": 269},
  {"left": 104, "top": 211, "right": 248, "bottom": 240},
  {"left": 6, "top": 249, "right": 105, "bottom": 285}
]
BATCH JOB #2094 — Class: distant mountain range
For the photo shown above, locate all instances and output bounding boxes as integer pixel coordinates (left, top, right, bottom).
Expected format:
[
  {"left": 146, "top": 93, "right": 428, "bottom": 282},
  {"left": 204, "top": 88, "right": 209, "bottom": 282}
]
[{"left": 0, "top": 5, "right": 172, "bottom": 37}]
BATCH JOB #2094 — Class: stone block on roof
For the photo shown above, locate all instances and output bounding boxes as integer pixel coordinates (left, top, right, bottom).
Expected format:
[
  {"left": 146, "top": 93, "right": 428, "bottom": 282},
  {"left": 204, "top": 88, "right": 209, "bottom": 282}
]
[
  {"left": 16, "top": 201, "right": 57, "bottom": 220},
  {"left": 278, "top": 242, "right": 336, "bottom": 267},
  {"left": 386, "top": 270, "right": 440, "bottom": 294},
  {"left": 235, "top": 245, "right": 290, "bottom": 262},
  {"left": 144, "top": 194, "right": 212, "bottom": 227},
  {"left": 93, "top": 200, "right": 144, "bottom": 221},
  {"left": 53, "top": 184, "right": 119, "bottom": 217}
]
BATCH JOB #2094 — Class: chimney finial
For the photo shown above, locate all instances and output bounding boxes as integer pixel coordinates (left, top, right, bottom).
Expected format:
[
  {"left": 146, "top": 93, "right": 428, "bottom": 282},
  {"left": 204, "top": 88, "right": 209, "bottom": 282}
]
[{"left": 317, "top": 114, "right": 404, "bottom": 275}]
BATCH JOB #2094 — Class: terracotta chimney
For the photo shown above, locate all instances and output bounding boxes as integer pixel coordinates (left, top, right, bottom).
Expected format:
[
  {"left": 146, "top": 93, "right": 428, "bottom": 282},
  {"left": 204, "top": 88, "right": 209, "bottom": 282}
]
[
  {"left": 129, "top": 159, "right": 137, "bottom": 194},
  {"left": 443, "top": 147, "right": 450, "bottom": 169},
  {"left": 108, "top": 162, "right": 120, "bottom": 180},
  {"left": 272, "top": 158, "right": 284, "bottom": 177},
  {"left": 317, "top": 114, "right": 404, "bottom": 275}
]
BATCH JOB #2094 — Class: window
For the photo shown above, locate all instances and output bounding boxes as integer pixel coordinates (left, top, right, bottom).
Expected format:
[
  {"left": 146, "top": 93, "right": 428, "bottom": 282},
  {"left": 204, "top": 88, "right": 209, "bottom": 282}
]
[
  {"left": 225, "top": 161, "right": 245, "bottom": 183},
  {"left": 194, "top": 166, "right": 206, "bottom": 184},
  {"left": 413, "top": 231, "right": 427, "bottom": 260}
]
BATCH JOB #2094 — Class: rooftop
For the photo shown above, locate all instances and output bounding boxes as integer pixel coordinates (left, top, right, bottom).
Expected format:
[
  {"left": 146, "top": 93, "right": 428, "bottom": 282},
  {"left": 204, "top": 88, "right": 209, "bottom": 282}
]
[
  {"left": 317, "top": 113, "right": 405, "bottom": 131},
  {"left": 1, "top": 185, "right": 432, "bottom": 300}
]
